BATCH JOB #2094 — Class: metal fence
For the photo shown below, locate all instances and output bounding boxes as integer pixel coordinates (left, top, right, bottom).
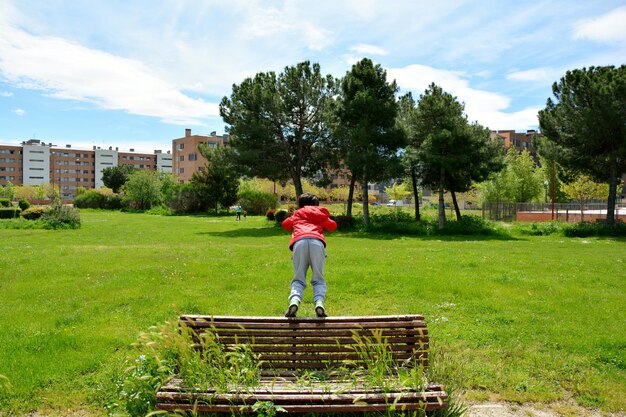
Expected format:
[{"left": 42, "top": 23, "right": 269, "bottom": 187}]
[{"left": 482, "top": 201, "right": 626, "bottom": 222}]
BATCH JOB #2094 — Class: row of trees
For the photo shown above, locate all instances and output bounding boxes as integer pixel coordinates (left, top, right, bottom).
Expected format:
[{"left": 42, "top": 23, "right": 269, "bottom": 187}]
[
  {"left": 220, "top": 59, "right": 503, "bottom": 228},
  {"left": 220, "top": 60, "right": 625, "bottom": 226}
]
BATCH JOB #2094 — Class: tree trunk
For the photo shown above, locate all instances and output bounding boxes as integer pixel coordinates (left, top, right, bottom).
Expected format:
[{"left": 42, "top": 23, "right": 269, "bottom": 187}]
[
  {"left": 293, "top": 176, "right": 304, "bottom": 200},
  {"left": 438, "top": 169, "right": 446, "bottom": 229},
  {"left": 347, "top": 175, "right": 356, "bottom": 217},
  {"left": 410, "top": 167, "right": 421, "bottom": 221},
  {"left": 606, "top": 160, "right": 618, "bottom": 225},
  {"left": 451, "top": 190, "right": 462, "bottom": 220},
  {"left": 362, "top": 175, "right": 370, "bottom": 226}
]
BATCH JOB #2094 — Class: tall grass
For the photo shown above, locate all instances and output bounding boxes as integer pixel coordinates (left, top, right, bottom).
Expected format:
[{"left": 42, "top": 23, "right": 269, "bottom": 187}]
[{"left": 0, "top": 210, "right": 624, "bottom": 414}]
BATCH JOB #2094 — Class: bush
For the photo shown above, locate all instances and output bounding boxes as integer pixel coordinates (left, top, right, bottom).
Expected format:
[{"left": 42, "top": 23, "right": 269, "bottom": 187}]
[
  {"left": 41, "top": 204, "right": 81, "bottom": 229},
  {"left": 266, "top": 209, "right": 276, "bottom": 221},
  {"left": 513, "top": 221, "right": 563, "bottom": 236},
  {"left": 73, "top": 190, "right": 122, "bottom": 209},
  {"left": 274, "top": 209, "right": 290, "bottom": 224},
  {"left": 331, "top": 215, "right": 355, "bottom": 230},
  {"left": 435, "top": 215, "right": 502, "bottom": 236},
  {"left": 21, "top": 206, "right": 47, "bottom": 220},
  {"left": 564, "top": 221, "right": 626, "bottom": 237},
  {"left": 167, "top": 184, "right": 202, "bottom": 214},
  {"left": 0, "top": 207, "right": 20, "bottom": 219},
  {"left": 237, "top": 190, "right": 278, "bottom": 216},
  {"left": 18, "top": 200, "right": 30, "bottom": 211},
  {"left": 0, "top": 198, "right": 10, "bottom": 207}
]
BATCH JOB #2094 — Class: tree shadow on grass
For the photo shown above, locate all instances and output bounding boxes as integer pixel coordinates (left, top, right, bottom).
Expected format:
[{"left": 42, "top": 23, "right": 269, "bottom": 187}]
[
  {"left": 197, "top": 226, "right": 285, "bottom": 238},
  {"left": 334, "top": 230, "right": 522, "bottom": 242}
]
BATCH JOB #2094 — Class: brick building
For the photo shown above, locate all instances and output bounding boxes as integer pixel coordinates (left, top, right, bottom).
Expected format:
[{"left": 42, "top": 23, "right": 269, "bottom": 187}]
[
  {"left": 0, "top": 140, "right": 172, "bottom": 200},
  {"left": 172, "top": 129, "right": 228, "bottom": 183}
]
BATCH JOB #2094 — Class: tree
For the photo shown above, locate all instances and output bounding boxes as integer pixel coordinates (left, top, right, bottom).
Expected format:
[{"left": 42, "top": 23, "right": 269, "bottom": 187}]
[
  {"left": 220, "top": 61, "right": 336, "bottom": 197},
  {"left": 384, "top": 182, "right": 411, "bottom": 205},
  {"left": 412, "top": 84, "right": 503, "bottom": 227},
  {"left": 123, "top": 170, "right": 162, "bottom": 210},
  {"left": 397, "top": 92, "right": 422, "bottom": 220},
  {"left": 445, "top": 123, "right": 504, "bottom": 220},
  {"left": 333, "top": 58, "right": 405, "bottom": 225},
  {"left": 102, "top": 165, "right": 136, "bottom": 193},
  {"left": 562, "top": 175, "right": 610, "bottom": 222},
  {"left": 538, "top": 65, "right": 626, "bottom": 225},
  {"left": 0, "top": 182, "right": 16, "bottom": 201},
  {"left": 480, "top": 148, "right": 543, "bottom": 203},
  {"left": 191, "top": 145, "right": 239, "bottom": 213}
]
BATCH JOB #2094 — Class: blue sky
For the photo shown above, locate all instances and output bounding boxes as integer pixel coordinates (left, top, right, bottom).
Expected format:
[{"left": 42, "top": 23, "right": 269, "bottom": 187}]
[{"left": 1, "top": 1, "right": 625, "bottom": 152}]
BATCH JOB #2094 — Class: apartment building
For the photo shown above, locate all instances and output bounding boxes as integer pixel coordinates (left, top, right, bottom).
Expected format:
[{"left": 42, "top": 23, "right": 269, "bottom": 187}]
[
  {"left": 491, "top": 129, "right": 539, "bottom": 156},
  {"left": 0, "top": 140, "right": 173, "bottom": 199},
  {"left": 172, "top": 129, "right": 227, "bottom": 183},
  {"left": 0, "top": 144, "right": 23, "bottom": 184}
]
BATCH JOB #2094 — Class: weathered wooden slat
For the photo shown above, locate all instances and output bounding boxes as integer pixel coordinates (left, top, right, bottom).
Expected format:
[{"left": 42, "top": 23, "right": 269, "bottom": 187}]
[
  {"left": 183, "top": 320, "right": 426, "bottom": 330},
  {"left": 204, "top": 335, "right": 428, "bottom": 345},
  {"left": 255, "top": 352, "right": 421, "bottom": 362},
  {"left": 181, "top": 314, "right": 425, "bottom": 323},
  {"left": 157, "top": 402, "right": 447, "bottom": 413},
  {"left": 159, "top": 378, "right": 445, "bottom": 395},
  {"left": 192, "top": 328, "right": 428, "bottom": 338},
  {"left": 157, "top": 390, "right": 447, "bottom": 403}
]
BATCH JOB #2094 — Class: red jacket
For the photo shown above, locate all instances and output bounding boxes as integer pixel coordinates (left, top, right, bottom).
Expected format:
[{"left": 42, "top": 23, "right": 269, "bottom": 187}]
[{"left": 282, "top": 206, "right": 337, "bottom": 250}]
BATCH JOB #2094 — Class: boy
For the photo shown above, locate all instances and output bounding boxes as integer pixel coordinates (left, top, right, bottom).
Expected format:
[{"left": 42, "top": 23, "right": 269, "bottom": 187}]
[{"left": 282, "top": 193, "right": 337, "bottom": 318}]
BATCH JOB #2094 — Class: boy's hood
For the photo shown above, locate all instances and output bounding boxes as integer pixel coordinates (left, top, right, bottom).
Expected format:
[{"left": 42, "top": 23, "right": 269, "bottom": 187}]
[{"left": 296, "top": 206, "right": 331, "bottom": 221}]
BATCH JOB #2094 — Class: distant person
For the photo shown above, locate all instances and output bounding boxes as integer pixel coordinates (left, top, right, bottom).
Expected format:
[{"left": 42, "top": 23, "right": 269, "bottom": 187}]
[
  {"left": 243, "top": 210, "right": 247, "bottom": 220},
  {"left": 281, "top": 193, "right": 337, "bottom": 318},
  {"left": 235, "top": 205, "right": 242, "bottom": 221}
]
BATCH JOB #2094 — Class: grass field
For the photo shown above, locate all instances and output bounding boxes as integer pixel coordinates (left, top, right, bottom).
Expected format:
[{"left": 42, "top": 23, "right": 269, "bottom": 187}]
[{"left": 0, "top": 209, "right": 624, "bottom": 415}]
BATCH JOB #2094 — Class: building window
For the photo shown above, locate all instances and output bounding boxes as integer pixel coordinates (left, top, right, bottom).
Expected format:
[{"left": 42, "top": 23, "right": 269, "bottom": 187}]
[
  {"left": 179, "top": 168, "right": 184, "bottom": 174},
  {"left": 178, "top": 143, "right": 184, "bottom": 150},
  {"left": 189, "top": 153, "right": 197, "bottom": 161}
]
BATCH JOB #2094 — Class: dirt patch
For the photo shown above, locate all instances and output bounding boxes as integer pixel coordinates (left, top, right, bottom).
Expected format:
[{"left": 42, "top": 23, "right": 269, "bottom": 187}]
[{"left": 466, "top": 401, "right": 624, "bottom": 417}]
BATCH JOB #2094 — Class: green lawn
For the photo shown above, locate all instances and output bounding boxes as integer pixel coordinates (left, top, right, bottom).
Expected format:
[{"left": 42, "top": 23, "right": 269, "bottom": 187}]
[{"left": 0, "top": 210, "right": 624, "bottom": 415}]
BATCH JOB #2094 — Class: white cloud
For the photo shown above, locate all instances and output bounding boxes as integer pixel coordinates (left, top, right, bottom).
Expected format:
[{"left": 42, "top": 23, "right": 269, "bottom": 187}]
[
  {"left": 12, "top": 107, "right": 25, "bottom": 116},
  {"left": 506, "top": 68, "right": 556, "bottom": 83},
  {"left": 388, "top": 64, "right": 540, "bottom": 130},
  {"left": 350, "top": 44, "right": 388, "bottom": 56},
  {"left": 240, "top": 6, "right": 333, "bottom": 52},
  {"left": 0, "top": 23, "right": 218, "bottom": 125},
  {"left": 1, "top": 91, "right": 13, "bottom": 97},
  {"left": 574, "top": 6, "right": 626, "bottom": 43}
]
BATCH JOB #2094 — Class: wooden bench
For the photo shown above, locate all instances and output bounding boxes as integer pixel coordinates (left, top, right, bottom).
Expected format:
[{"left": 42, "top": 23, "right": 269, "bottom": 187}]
[{"left": 156, "top": 315, "right": 448, "bottom": 414}]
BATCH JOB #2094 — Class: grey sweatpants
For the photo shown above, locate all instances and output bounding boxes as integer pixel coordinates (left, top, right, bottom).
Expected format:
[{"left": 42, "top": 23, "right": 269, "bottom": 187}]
[{"left": 289, "top": 238, "right": 327, "bottom": 304}]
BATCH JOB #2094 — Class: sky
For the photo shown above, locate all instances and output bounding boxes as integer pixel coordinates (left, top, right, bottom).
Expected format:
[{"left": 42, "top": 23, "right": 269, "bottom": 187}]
[{"left": 1, "top": 1, "right": 625, "bottom": 153}]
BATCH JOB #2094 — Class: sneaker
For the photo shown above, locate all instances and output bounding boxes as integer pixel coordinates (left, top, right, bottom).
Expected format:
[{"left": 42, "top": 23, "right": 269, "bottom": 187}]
[
  {"left": 315, "top": 302, "right": 327, "bottom": 318},
  {"left": 285, "top": 303, "right": 299, "bottom": 317}
]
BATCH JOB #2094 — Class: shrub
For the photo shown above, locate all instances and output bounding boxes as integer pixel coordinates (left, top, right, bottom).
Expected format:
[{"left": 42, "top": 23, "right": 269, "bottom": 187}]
[
  {"left": 41, "top": 204, "right": 81, "bottom": 229},
  {"left": 266, "top": 209, "right": 276, "bottom": 221},
  {"left": 18, "top": 200, "right": 30, "bottom": 211},
  {"left": 237, "top": 190, "right": 278, "bottom": 216},
  {"left": 21, "top": 206, "right": 47, "bottom": 220},
  {"left": 514, "top": 221, "right": 562, "bottom": 236},
  {"left": 564, "top": 221, "right": 626, "bottom": 237},
  {"left": 274, "top": 209, "right": 290, "bottom": 224},
  {"left": 435, "top": 215, "right": 502, "bottom": 236},
  {"left": 0, "top": 198, "right": 10, "bottom": 207},
  {"left": 73, "top": 190, "right": 122, "bottom": 209},
  {"left": 167, "top": 184, "right": 202, "bottom": 214},
  {"left": 0, "top": 207, "right": 20, "bottom": 219},
  {"left": 331, "top": 215, "right": 355, "bottom": 230}
]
